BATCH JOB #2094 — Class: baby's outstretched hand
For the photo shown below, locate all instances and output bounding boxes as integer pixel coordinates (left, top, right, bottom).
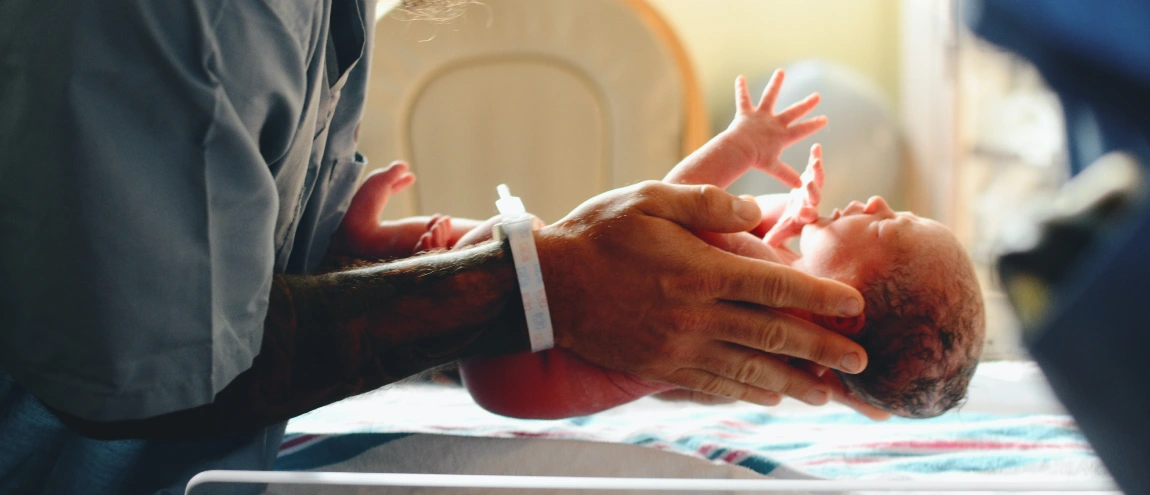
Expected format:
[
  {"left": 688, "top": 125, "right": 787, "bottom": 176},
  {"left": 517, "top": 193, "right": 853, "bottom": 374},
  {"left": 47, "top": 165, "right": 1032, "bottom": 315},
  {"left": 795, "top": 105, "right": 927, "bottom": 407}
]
[
  {"left": 728, "top": 69, "right": 827, "bottom": 188},
  {"left": 764, "top": 144, "right": 825, "bottom": 247}
]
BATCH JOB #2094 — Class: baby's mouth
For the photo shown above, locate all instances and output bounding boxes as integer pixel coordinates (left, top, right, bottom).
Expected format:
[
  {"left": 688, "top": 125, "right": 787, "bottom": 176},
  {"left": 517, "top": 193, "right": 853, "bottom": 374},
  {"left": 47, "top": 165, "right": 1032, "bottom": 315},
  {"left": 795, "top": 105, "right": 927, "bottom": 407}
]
[{"left": 809, "top": 210, "right": 841, "bottom": 229}]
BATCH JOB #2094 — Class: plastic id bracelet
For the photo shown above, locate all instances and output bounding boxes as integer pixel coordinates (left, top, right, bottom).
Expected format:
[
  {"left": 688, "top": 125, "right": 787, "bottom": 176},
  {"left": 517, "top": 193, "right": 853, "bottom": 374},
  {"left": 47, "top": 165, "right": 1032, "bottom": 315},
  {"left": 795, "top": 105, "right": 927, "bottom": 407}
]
[{"left": 492, "top": 184, "right": 555, "bottom": 352}]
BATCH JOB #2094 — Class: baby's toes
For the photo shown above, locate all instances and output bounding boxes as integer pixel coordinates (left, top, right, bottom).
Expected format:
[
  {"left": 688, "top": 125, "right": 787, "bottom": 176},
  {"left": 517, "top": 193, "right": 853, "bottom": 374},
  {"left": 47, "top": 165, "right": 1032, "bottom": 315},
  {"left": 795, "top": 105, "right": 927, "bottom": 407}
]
[{"left": 415, "top": 214, "right": 453, "bottom": 253}]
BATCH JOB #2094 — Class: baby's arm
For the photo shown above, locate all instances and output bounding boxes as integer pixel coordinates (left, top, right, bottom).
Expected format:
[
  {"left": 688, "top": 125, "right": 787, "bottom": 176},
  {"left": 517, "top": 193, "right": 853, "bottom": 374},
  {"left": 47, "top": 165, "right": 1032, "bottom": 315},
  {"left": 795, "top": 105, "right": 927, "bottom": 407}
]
[{"left": 664, "top": 70, "right": 826, "bottom": 189}]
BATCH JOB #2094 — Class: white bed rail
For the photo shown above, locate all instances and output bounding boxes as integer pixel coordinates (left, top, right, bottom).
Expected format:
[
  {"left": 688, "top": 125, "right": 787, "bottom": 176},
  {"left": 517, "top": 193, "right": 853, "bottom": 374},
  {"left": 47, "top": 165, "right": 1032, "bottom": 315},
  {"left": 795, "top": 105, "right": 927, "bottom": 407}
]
[{"left": 186, "top": 470, "right": 1119, "bottom": 494}]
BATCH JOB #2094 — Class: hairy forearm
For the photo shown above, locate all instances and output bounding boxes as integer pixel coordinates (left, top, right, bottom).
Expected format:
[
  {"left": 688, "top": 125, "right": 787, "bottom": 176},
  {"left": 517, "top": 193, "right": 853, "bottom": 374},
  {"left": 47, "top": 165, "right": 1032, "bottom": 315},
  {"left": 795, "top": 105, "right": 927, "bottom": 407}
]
[{"left": 55, "top": 240, "right": 531, "bottom": 440}]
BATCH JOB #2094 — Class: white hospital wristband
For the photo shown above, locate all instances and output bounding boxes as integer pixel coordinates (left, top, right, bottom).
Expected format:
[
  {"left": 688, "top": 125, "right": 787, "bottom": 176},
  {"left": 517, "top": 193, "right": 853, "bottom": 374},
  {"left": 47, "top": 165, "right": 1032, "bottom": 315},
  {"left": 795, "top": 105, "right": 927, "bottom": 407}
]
[{"left": 493, "top": 185, "right": 555, "bottom": 352}]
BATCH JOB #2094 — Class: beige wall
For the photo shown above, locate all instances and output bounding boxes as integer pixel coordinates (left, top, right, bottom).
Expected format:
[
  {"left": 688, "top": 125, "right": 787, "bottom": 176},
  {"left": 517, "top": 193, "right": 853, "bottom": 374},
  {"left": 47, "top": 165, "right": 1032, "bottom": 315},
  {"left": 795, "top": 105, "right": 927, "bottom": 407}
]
[{"left": 646, "top": 0, "right": 901, "bottom": 132}]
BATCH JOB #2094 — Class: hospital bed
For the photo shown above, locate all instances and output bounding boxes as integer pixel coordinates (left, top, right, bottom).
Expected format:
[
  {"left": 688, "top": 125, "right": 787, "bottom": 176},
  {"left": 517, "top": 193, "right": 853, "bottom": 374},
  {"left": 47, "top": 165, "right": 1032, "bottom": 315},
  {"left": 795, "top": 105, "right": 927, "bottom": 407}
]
[
  {"left": 356, "top": 0, "right": 707, "bottom": 224},
  {"left": 178, "top": 361, "right": 1117, "bottom": 494}
]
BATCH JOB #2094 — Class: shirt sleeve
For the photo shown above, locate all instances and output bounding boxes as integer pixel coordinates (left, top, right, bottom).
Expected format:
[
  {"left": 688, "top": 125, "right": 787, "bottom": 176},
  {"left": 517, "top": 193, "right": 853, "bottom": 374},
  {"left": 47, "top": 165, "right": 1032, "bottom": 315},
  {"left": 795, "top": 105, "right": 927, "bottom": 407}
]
[{"left": 0, "top": 0, "right": 321, "bottom": 421}]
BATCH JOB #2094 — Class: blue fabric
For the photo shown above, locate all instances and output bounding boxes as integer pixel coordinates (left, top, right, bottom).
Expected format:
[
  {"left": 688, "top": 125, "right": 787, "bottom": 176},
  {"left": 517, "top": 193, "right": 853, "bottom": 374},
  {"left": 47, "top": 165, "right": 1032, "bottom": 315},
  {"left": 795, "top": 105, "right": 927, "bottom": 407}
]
[
  {"left": 967, "top": 0, "right": 1150, "bottom": 173},
  {"left": 0, "top": 368, "right": 286, "bottom": 495},
  {"left": 970, "top": 1, "right": 1150, "bottom": 492},
  {"left": 0, "top": 0, "right": 373, "bottom": 422},
  {"left": 0, "top": 0, "right": 377, "bottom": 492}
]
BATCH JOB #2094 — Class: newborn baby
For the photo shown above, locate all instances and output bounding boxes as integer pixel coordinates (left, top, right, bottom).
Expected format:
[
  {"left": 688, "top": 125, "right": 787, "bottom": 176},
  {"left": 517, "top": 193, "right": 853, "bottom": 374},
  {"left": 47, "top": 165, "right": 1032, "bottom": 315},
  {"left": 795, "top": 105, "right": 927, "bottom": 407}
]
[{"left": 349, "top": 70, "right": 985, "bottom": 419}]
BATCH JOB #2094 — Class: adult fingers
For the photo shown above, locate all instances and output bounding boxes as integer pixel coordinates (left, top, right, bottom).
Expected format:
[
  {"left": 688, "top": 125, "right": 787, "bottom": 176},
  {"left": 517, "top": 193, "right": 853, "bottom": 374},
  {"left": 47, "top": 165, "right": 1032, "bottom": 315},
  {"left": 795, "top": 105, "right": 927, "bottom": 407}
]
[
  {"left": 734, "top": 75, "right": 754, "bottom": 114},
  {"left": 706, "top": 301, "right": 867, "bottom": 375},
  {"left": 757, "top": 68, "right": 785, "bottom": 112},
  {"left": 651, "top": 389, "right": 738, "bottom": 405},
  {"left": 709, "top": 254, "right": 864, "bottom": 318},
  {"left": 692, "top": 341, "right": 833, "bottom": 405},
  {"left": 700, "top": 231, "right": 778, "bottom": 260},
  {"left": 776, "top": 92, "right": 821, "bottom": 125},
  {"left": 664, "top": 368, "right": 783, "bottom": 406},
  {"left": 632, "top": 181, "right": 762, "bottom": 234},
  {"left": 822, "top": 371, "right": 893, "bottom": 421}
]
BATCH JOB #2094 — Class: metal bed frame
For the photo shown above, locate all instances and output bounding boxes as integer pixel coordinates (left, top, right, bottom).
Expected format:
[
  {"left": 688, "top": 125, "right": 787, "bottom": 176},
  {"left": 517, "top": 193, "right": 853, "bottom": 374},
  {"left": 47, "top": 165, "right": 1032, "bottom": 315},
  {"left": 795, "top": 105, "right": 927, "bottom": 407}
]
[{"left": 186, "top": 470, "right": 1119, "bottom": 494}]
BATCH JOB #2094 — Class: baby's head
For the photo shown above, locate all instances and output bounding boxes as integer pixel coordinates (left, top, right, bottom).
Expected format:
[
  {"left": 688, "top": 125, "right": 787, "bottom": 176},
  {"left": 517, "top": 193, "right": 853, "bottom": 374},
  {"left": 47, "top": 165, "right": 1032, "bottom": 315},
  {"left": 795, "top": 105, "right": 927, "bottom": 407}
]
[{"left": 794, "top": 196, "right": 985, "bottom": 418}]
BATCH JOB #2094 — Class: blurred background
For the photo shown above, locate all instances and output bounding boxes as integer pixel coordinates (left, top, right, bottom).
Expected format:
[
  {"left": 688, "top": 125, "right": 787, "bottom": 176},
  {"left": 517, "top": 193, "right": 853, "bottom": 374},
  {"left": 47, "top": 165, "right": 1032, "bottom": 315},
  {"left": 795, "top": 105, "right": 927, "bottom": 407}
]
[{"left": 364, "top": 0, "right": 1069, "bottom": 362}]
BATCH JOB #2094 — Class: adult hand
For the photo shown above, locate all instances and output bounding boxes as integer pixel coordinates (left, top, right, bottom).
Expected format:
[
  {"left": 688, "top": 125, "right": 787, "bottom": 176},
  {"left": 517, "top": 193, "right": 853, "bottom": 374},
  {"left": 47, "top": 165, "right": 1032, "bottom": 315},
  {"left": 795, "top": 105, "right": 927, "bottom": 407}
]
[
  {"left": 787, "top": 359, "right": 891, "bottom": 420},
  {"left": 536, "top": 181, "right": 868, "bottom": 407},
  {"left": 652, "top": 389, "right": 737, "bottom": 405}
]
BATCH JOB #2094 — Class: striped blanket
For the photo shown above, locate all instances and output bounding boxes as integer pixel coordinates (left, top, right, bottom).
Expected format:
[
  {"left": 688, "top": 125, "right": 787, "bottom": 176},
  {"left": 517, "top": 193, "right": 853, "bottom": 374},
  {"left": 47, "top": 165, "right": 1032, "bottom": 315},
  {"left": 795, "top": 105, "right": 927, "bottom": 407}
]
[{"left": 276, "top": 362, "right": 1108, "bottom": 482}]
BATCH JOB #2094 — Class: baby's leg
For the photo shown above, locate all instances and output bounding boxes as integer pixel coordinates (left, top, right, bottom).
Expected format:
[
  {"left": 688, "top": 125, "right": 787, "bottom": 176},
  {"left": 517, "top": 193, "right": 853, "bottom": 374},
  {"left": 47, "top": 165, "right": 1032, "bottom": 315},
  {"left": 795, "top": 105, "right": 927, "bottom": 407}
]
[{"left": 335, "top": 162, "right": 462, "bottom": 259}]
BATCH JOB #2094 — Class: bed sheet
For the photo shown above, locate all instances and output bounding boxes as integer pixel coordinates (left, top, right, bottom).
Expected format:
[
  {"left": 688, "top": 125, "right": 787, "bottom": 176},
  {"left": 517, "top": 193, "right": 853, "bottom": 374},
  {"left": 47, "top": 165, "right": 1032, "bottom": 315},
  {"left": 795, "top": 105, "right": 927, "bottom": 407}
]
[{"left": 272, "top": 362, "right": 1111, "bottom": 491}]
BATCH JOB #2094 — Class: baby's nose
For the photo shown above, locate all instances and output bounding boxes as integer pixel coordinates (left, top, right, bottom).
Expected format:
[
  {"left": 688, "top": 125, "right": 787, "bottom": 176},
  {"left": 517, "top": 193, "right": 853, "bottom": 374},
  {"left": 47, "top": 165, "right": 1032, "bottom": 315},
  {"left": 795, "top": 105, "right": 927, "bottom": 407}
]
[{"left": 864, "top": 196, "right": 892, "bottom": 214}]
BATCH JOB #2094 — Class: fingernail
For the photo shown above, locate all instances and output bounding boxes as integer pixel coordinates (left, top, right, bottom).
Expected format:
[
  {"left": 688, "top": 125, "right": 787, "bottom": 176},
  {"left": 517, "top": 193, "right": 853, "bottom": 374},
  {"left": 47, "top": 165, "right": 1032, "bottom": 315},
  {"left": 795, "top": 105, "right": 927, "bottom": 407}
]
[
  {"left": 840, "top": 353, "right": 863, "bottom": 373},
  {"left": 805, "top": 390, "right": 828, "bottom": 405},
  {"left": 840, "top": 298, "right": 862, "bottom": 316},
  {"left": 733, "top": 197, "right": 760, "bottom": 222}
]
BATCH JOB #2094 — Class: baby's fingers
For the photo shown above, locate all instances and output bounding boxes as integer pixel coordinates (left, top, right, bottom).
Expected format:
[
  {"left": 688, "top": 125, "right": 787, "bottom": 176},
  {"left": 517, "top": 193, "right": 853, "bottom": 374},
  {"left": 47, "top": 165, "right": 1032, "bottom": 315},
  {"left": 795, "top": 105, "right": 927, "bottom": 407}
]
[
  {"left": 758, "top": 69, "right": 785, "bottom": 112},
  {"left": 734, "top": 75, "right": 754, "bottom": 114},
  {"left": 763, "top": 217, "right": 799, "bottom": 247},
  {"left": 785, "top": 116, "right": 828, "bottom": 145},
  {"left": 763, "top": 160, "right": 802, "bottom": 189},
  {"left": 797, "top": 205, "right": 819, "bottom": 224},
  {"left": 776, "top": 93, "right": 821, "bottom": 125},
  {"left": 808, "top": 144, "right": 826, "bottom": 188}
]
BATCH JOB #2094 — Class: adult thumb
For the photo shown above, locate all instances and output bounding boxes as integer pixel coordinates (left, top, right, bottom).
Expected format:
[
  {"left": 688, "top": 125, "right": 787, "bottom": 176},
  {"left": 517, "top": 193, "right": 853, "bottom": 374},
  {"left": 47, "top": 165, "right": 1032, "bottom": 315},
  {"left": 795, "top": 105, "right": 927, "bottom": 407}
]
[{"left": 634, "top": 181, "right": 761, "bottom": 234}]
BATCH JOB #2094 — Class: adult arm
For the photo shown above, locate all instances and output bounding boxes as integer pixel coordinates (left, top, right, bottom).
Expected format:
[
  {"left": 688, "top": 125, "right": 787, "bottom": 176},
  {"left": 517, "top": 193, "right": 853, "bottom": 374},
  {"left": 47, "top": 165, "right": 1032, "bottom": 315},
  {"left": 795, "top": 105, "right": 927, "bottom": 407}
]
[
  {"left": 55, "top": 241, "right": 535, "bottom": 439},
  {"left": 62, "top": 182, "right": 869, "bottom": 439}
]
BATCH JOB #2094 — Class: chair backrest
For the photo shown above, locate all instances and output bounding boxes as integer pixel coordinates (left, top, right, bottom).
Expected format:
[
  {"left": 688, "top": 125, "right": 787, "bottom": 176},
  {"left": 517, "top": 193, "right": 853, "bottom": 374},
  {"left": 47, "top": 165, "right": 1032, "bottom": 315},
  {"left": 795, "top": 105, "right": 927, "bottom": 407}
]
[{"left": 359, "top": 0, "right": 707, "bottom": 222}]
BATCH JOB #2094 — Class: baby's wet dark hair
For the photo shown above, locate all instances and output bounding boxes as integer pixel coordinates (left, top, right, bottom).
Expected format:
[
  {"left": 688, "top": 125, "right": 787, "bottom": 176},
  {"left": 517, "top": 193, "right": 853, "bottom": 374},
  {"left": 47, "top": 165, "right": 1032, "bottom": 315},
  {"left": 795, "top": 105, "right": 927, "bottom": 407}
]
[{"left": 837, "top": 238, "right": 985, "bottom": 418}]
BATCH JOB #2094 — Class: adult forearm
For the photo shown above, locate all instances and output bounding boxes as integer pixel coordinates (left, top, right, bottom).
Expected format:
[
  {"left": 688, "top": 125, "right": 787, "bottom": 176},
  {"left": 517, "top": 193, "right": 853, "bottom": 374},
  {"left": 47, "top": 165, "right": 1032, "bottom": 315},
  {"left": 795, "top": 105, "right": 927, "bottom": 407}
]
[{"left": 55, "top": 240, "right": 531, "bottom": 440}]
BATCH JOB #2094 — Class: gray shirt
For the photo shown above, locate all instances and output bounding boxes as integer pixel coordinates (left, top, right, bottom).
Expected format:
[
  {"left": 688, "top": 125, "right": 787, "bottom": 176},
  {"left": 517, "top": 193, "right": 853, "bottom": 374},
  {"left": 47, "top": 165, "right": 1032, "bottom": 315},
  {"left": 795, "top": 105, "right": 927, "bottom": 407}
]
[{"left": 0, "top": 0, "right": 376, "bottom": 422}]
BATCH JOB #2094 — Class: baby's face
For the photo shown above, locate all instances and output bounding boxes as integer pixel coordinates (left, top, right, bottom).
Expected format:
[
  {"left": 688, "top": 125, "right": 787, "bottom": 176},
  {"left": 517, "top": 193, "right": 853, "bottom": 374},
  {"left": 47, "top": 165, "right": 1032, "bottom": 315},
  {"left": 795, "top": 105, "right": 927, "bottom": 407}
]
[{"left": 793, "top": 196, "right": 954, "bottom": 287}]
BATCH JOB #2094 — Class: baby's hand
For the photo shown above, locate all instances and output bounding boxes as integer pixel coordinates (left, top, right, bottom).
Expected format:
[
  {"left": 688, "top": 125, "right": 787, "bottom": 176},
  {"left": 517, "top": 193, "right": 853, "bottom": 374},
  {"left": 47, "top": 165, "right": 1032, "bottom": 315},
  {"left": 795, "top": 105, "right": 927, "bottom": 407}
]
[
  {"left": 727, "top": 69, "right": 827, "bottom": 188},
  {"left": 764, "top": 144, "right": 825, "bottom": 247}
]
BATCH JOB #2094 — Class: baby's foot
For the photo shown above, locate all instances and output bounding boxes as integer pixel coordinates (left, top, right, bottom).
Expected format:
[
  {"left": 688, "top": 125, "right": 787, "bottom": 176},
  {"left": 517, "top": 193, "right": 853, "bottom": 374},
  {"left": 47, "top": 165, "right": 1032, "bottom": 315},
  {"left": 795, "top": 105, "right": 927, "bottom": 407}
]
[
  {"left": 414, "top": 214, "right": 453, "bottom": 253},
  {"left": 332, "top": 161, "right": 417, "bottom": 256},
  {"left": 375, "top": 161, "right": 417, "bottom": 198}
]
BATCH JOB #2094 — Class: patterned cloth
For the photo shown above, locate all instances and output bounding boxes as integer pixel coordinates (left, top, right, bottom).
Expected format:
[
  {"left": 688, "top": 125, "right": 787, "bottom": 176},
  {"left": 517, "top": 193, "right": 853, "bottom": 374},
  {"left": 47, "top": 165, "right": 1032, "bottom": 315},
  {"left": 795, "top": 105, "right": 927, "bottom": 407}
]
[{"left": 278, "top": 363, "right": 1109, "bottom": 481}]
